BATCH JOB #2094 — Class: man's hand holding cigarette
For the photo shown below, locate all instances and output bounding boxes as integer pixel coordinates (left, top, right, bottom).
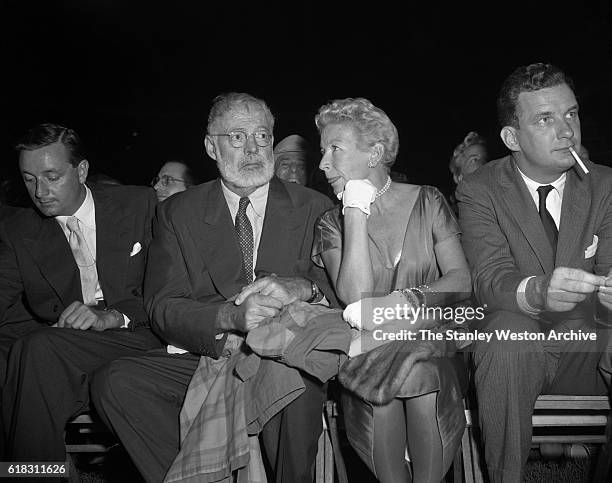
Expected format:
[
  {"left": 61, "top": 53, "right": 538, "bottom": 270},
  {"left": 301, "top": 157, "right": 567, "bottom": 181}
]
[
  {"left": 526, "top": 267, "right": 606, "bottom": 312},
  {"left": 597, "top": 269, "right": 612, "bottom": 312}
]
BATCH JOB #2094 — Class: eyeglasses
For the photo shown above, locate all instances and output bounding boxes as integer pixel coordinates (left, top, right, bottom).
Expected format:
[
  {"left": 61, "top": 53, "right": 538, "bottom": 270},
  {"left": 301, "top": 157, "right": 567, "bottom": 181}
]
[
  {"left": 151, "top": 175, "right": 188, "bottom": 187},
  {"left": 208, "top": 130, "right": 273, "bottom": 148}
]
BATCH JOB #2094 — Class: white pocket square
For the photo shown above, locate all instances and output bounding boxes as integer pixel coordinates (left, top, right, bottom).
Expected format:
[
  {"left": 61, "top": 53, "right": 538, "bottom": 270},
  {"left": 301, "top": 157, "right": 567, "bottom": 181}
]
[
  {"left": 585, "top": 235, "right": 598, "bottom": 259},
  {"left": 130, "top": 242, "right": 142, "bottom": 257}
]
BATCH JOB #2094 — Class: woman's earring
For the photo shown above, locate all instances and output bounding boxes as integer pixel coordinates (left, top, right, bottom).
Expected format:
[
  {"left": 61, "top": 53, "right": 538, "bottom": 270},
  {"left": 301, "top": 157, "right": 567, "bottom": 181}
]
[{"left": 368, "top": 160, "right": 376, "bottom": 168}]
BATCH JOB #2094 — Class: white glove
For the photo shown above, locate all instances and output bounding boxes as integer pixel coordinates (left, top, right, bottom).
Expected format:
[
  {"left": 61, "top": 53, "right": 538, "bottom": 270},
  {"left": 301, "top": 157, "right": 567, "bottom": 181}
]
[
  {"left": 343, "top": 299, "right": 362, "bottom": 330},
  {"left": 348, "top": 330, "right": 364, "bottom": 357},
  {"left": 339, "top": 179, "right": 377, "bottom": 216}
]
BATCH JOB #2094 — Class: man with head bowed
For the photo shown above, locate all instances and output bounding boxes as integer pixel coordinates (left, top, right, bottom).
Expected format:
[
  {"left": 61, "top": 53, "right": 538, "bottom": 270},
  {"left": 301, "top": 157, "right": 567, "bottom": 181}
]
[
  {"left": 457, "top": 63, "right": 612, "bottom": 482},
  {"left": 0, "top": 123, "right": 162, "bottom": 461},
  {"left": 91, "top": 93, "right": 336, "bottom": 482}
]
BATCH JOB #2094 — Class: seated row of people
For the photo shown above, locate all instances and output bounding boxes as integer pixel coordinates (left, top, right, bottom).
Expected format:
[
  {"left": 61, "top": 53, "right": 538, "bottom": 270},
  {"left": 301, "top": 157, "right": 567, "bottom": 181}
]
[
  {"left": 147, "top": 134, "right": 317, "bottom": 205},
  {"left": 0, "top": 61, "right": 610, "bottom": 483}
]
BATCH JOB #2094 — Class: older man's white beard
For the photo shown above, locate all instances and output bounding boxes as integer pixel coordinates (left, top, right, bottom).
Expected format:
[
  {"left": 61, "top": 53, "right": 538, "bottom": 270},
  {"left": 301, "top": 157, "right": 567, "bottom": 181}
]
[{"left": 218, "top": 158, "right": 275, "bottom": 189}]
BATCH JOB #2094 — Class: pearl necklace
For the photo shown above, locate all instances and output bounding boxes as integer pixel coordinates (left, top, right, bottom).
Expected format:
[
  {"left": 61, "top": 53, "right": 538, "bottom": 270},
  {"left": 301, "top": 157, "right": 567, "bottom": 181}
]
[{"left": 375, "top": 176, "right": 392, "bottom": 200}]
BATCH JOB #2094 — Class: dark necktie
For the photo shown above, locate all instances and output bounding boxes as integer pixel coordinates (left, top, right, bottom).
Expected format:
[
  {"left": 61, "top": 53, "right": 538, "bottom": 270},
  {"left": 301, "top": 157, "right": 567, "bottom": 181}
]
[
  {"left": 537, "top": 185, "right": 558, "bottom": 251},
  {"left": 235, "top": 197, "right": 254, "bottom": 283}
]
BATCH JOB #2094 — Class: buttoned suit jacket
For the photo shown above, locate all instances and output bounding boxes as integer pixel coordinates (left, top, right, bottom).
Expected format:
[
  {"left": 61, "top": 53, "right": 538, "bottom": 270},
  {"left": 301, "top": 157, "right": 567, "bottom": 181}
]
[
  {"left": 0, "top": 185, "right": 157, "bottom": 329},
  {"left": 144, "top": 176, "right": 336, "bottom": 357},
  {"left": 456, "top": 155, "right": 612, "bottom": 322}
]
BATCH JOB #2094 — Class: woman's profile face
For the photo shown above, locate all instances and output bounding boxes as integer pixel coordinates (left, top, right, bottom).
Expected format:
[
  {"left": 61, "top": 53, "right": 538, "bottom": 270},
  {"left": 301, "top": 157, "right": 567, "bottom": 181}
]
[{"left": 319, "top": 123, "right": 372, "bottom": 195}]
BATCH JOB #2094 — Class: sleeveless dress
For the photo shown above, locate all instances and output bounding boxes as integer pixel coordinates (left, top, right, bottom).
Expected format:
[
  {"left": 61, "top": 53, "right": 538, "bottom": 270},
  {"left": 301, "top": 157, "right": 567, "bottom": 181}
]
[{"left": 312, "top": 185, "right": 467, "bottom": 475}]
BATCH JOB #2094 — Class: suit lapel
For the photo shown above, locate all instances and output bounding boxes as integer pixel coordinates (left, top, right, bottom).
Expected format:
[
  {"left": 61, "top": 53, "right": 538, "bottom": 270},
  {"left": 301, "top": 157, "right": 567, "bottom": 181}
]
[
  {"left": 556, "top": 169, "right": 591, "bottom": 267},
  {"left": 197, "top": 180, "right": 244, "bottom": 299},
  {"left": 93, "top": 188, "right": 132, "bottom": 299},
  {"left": 500, "top": 160, "right": 555, "bottom": 273},
  {"left": 257, "top": 177, "right": 303, "bottom": 272},
  {"left": 23, "top": 217, "right": 82, "bottom": 306}
]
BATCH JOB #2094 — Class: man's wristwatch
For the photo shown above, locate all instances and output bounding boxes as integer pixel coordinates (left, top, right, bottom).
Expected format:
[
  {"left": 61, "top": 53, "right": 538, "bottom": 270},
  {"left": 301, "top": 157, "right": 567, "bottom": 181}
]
[
  {"left": 306, "top": 280, "right": 323, "bottom": 304},
  {"left": 105, "top": 308, "right": 128, "bottom": 328}
]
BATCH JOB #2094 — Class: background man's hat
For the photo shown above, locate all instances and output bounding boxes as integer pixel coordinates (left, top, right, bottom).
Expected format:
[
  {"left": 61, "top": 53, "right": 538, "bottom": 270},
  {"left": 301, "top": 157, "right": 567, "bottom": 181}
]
[{"left": 273, "top": 134, "right": 310, "bottom": 155}]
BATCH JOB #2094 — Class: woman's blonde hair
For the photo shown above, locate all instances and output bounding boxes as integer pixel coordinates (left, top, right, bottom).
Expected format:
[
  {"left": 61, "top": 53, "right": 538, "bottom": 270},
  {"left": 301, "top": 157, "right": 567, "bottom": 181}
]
[{"left": 315, "top": 98, "right": 399, "bottom": 169}]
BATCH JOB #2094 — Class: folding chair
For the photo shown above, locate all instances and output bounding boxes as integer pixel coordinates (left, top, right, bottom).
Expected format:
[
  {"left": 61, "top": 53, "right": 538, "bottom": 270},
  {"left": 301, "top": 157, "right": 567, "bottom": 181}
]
[
  {"left": 64, "top": 412, "right": 115, "bottom": 483},
  {"left": 315, "top": 400, "right": 348, "bottom": 483},
  {"left": 456, "top": 395, "right": 611, "bottom": 483}
]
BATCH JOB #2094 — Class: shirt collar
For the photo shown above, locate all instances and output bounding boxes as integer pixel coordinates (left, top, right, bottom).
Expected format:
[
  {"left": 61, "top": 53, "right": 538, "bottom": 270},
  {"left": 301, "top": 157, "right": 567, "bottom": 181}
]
[
  {"left": 516, "top": 165, "right": 566, "bottom": 198},
  {"left": 220, "top": 180, "right": 269, "bottom": 218},
  {"left": 55, "top": 185, "right": 96, "bottom": 228}
]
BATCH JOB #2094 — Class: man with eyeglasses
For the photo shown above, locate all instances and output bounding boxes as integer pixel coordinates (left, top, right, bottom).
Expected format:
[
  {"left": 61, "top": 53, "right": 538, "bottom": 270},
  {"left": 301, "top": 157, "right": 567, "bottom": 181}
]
[
  {"left": 91, "top": 92, "right": 337, "bottom": 482},
  {"left": 151, "top": 160, "right": 199, "bottom": 202}
]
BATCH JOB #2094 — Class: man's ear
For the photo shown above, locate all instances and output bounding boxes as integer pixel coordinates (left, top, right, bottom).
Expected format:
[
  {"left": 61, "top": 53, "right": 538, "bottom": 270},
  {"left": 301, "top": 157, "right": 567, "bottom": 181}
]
[
  {"left": 77, "top": 159, "right": 89, "bottom": 183},
  {"left": 500, "top": 126, "right": 520, "bottom": 152},
  {"left": 204, "top": 135, "right": 218, "bottom": 161}
]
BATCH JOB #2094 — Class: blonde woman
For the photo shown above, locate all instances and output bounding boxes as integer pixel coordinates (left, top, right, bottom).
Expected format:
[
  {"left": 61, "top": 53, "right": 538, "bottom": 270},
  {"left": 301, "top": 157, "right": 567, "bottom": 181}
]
[{"left": 313, "top": 98, "right": 470, "bottom": 482}]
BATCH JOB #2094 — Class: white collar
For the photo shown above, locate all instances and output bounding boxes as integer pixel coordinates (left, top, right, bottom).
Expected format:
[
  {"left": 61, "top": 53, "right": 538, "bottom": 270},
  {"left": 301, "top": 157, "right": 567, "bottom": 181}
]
[
  {"left": 55, "top": 185, "right": 95, "bottom": 227},
  {"left": 220, "top": 181, "right": 269, "bottom": 218},
  {"left": 516, "top": 166, "right": 566, "bottom": 197}
]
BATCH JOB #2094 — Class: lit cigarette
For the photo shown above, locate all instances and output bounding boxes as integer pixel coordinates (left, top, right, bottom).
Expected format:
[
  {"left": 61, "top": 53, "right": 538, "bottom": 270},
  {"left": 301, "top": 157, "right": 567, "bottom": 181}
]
[{"left": 569, "top": 146, "right": 589, "bottom": 174}]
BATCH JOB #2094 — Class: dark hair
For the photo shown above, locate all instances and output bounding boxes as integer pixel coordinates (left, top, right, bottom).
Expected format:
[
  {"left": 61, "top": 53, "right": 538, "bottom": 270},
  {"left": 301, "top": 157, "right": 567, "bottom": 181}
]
[
  {"left": 497, "top": 63, "right": 575, "bottom": 128},
  {"left": 161, "top": 159, "right": 203, "bottom": 186},
  {"left": 15, "top": 123, "right": 86, "bottom": 167},
  {"left": 184, "top": 165, "right": 203, "bottom": 186},
  {"left": 206, "top": 92, "right": 274, "bottom": 134}
]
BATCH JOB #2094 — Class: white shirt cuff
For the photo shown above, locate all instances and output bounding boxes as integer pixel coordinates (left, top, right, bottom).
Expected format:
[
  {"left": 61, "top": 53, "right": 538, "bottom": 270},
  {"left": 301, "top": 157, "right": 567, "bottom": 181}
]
[
  {"left": 167, "top": 345, "right": 188, "bottom": 354},
  {"left": 516, "top": 276, "right": 541, "bottom": 316},
  {"left": 121, "top": 313, "right": 130, "bottom": 329},
  {"left": 313, "top": 295, "right": 330, "bottom": 307}
]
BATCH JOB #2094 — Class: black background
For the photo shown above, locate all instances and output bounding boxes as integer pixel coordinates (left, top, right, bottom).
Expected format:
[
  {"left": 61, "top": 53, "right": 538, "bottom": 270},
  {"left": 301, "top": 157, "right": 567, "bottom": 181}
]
[{"left": 2, "top": 1, "right": 611, "bottom": 198}]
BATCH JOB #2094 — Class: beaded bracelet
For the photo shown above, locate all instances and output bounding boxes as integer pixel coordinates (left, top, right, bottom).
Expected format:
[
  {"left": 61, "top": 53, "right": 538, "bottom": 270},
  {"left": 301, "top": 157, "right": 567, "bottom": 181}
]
[
  {"left": 393, "top": 288, "right": 421, "bottom": 309},
  {"left": 411, "top": 287, "right": 427, "bottom": 307},
  {"left": 417, "top": 284, "right": 432, "bottom": 292}
]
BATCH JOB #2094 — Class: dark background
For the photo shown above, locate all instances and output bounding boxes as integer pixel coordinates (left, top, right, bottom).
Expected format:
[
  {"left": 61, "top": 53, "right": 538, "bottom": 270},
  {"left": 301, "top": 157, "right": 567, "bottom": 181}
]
[{"left": 2, "top": 1, "right": 611, "bottom": 199}]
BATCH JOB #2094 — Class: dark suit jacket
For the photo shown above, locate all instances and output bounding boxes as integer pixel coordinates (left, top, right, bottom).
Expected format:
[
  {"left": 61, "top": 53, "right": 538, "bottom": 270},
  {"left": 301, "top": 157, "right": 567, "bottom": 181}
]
[
  {"left": 0, "top": 185, "right": 157, "bottom": 328},
  {"left": 144, "top": 176, "right": 335, "bottom": 357},
  {"left": 456, "top": 156, "right": 612, "bottom": 318}
]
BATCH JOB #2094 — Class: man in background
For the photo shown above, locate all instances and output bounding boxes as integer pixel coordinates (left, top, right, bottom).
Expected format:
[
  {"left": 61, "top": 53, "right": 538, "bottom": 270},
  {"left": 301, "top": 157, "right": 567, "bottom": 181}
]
[
  {"left": 151, "top": 159, "right": 201, "bottom": 202},
  {"left": 273, "top": 134, "right": 311, "bottom": 186}
]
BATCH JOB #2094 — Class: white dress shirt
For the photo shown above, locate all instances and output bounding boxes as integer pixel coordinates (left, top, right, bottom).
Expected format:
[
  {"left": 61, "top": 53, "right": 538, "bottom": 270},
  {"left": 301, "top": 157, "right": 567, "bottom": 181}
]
[
  {"left": 55, "top": 185, "right": 129, "bottom": 327},
  {"left": 220, "top": 180, "right": 270, "bottom": 279},
  {"left": 517, "top": 168, "right": 566, "bottom": 229},
  {"left": 167, "top": 182, "right": 271, "bottom": 354},
  {"left": 515, "top": 168, "right": 567, "bottom": 315},
  {"left": 55, "top": 185, "right": 103, "bottom": 302}
]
